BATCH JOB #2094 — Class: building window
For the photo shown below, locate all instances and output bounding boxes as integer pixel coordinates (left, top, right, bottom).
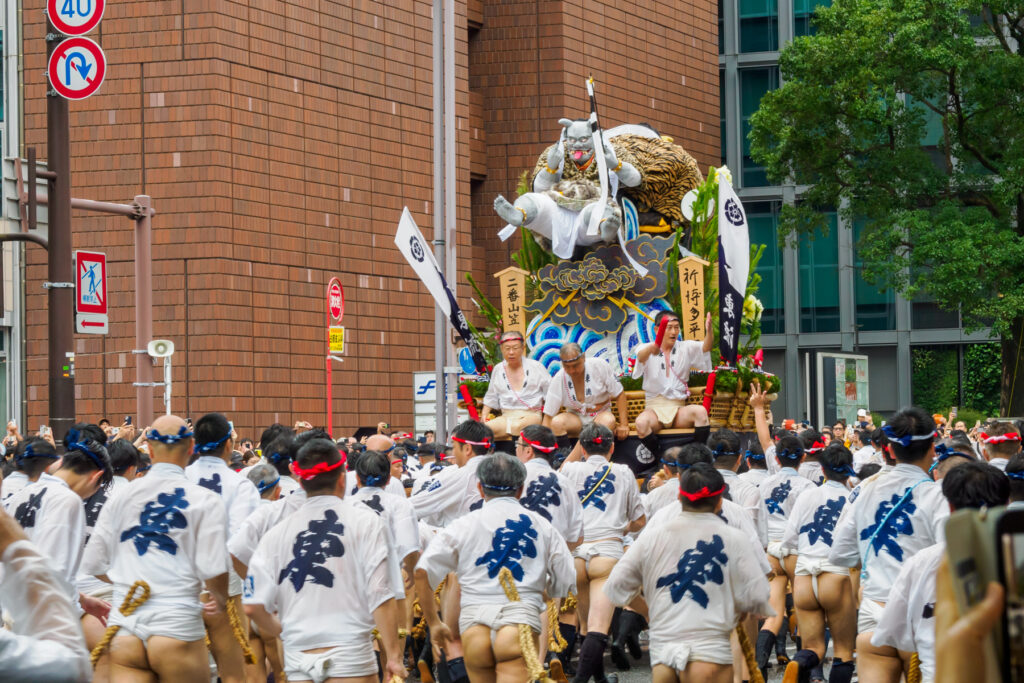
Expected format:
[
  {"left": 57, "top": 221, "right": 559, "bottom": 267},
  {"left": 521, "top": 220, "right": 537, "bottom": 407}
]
[
  {"left": 798, "top": 212, "right": 840, "bottom": 333},
  {"left": 719, "top": 0, "right": 726, "bottom": 54},
  {"left": 739, "top": 0, "right": 779, "bottom": 52},
  {"left": 747, "top": 201, "right": 784, "bottom": 334},
  {"left": 794, "top": 0, "right": 831, "bottom": 36},
  {"left": 853, "top": 218, "right": 896, "bottom": 331},
  {"left": 740, "top": 66, "right": 779, "bottom": 187}
]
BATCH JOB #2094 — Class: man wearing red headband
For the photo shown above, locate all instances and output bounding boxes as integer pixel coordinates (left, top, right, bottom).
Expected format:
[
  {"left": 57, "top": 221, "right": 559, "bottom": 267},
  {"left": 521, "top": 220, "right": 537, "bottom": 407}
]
[
  {"left": 632, "top": 311, "right": 713, "bottom": 457},
  {"left": 543, "top": 343, "right": 629, "bottom": 448},
  {"left": 481, "top": 331, "right": 550, "bottom": 440},
  {"left": 979, "top": 420, "right": 1022, "bottom": 471},
  {"left": 243, "top": 438, "right": 406, "bottom": 683},
  {"left": 605, "top": 462, "right": 771, "bottom": 683}
]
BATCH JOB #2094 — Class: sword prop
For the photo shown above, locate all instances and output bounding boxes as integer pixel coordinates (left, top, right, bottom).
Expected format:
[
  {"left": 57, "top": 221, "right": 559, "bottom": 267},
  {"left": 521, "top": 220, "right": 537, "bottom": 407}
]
[{"left": 586, "top": 76, "right": 610, "bottom": 237}]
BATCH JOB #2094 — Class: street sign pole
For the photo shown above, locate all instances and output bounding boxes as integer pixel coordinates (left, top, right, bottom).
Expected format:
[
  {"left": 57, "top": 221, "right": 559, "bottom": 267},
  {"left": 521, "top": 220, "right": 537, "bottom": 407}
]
[
  {"left": 325, "top": 277, "right": 344, "bottom": 437},
  {"left": 46, "top": 15, "right": 75, "bottom": 443}
]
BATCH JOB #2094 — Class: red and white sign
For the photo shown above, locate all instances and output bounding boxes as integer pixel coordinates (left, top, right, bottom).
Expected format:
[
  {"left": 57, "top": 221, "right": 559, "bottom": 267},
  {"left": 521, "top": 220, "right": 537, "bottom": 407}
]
[
  {"left": 48, "top": 36, "right": 106, "bottom": 100},
  {"left": 75, "top": 250, "right": 108, "bottom": 334},
  {"left": 327, "top": 277, "right": 345, "bottom": 322},
  {"left": 48, "top": 0, "right": 105, "bottom": 36}
]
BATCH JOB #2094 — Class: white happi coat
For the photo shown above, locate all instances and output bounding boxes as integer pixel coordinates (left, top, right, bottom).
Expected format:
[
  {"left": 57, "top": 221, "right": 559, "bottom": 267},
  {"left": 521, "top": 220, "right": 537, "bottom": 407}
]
[
  {"left": 647, "top": 499, "right": 771, "bottom": 575},
  {"left": 79, "top": 475, "right": 132, "bottom": 594},
  {"left": 829, "top": 463, "right": 948, "bottom": 603},
  {"left": 631, "top": 340, "right": 711, "bottom": 402},
  {"left": 543, "top": 357, "right": 623, "bottom": 418},
  {"left": 410, "top": 454, "right": 486, "bottom": 527},
  {"left": 520, "top": 457, "right": 584, "bottom": 545},
  {"left": 758, "top": 467, "right": 819, "bottom": 542},
  {"left": 718, "top": 468, "right": 769, "bottom": 546},
  {"left": 737, "top": 467, "right": 769, "bottom": 489},
  {"left": 228, "top": 488, "right": 308, "bottom": 569},
  {"left": 416, "top": 497, "right": 574, "bottom": 625},
  {"left": 4, "top": 477, "right": 85, "bottom": 598},
  {"left": 483, "top": 359, "right": 551, "bottom": 413},
  {"left": 561, "top": 454, "right": 644, "bottom": 542},
  {"left": 781, "top": 480, "right": 850, "bottom": 572},
  {"left": 1, "top": 471, "right": 59, "bottom": 505},
  {"left": 81, "top": 463, "right": 229, "bottom": 619},
  {"left": 244, "top": 496, "right": 392, "bottom": 656},
  {"left": 799, "top": 460, "right": 825, "bottom": 486},
  {"left": 349, "top": 485, "right": 420, "bottom": 599},
  {"left": 605, "top": 511, "right": 772, "bottom": 669},
  {"left": 871, "top": 542, "right": 943, "bottom": 683}
]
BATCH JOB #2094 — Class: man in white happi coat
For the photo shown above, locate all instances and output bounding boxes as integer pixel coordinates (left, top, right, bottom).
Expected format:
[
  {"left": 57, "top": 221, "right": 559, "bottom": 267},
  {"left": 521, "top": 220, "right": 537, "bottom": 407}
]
[
  {"left": 415, "top": 453, "right": 574, "bottom": 682},
  {"left": 185, "top": 412, "right": 261, "bottom": 683},
  {"left": 978, "top": 420, "right": 1021, "bottom": 471},
  {"left": 5, "top": 424, "right": 114, "bottom": 626},
  {"left": 346, "top": 434, "right": 407, "bottom": 499},
  {"left": 605, "top": 462, "right": 772, "bottom": 683},
  {"left": 872, "top": 461, "right": 1007, "bottom": 683},
  {"left": 828, "top": 407, "right": 950, "bottom": 682},
  {"left": 778, "top": 442, "right": 857, "bottom": 683},
  {"left": 632, "top": 311, "right": 713, "bottom": 457},
  {"left": 1, "top": 437, "right": 61, "bottom": 504},
  {"left": 482, "top": 331, "right": 551, "bottom": 440},
  {"left": 543, "top": 343, "right": 628, "bottom": 450},
  {"left": 560, "top": 423, "right": 644, "bottom": 683},
  {"left": 81, "top": 414, "right": 231, "bottom": 682},
  {"left": 707, "top": 428, "right": 768, "bottom": 545},
  {"left": 243, "top": 438, "right": 406, "bottom": 683}
]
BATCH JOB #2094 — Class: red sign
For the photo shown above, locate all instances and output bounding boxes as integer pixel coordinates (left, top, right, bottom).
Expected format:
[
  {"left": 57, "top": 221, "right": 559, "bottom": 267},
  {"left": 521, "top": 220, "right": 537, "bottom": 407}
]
[
  {"left": 48, "top": 0, "right": 106, "bottom": 36},
  {"left": 327, "top": 278, "right": 344, "bottom": 322},
  {"left": 48, "top": 36, "right": 106, "bottom": 100},
  {"left": 76, "top": 251, "right": 106, "bottom": 314}
]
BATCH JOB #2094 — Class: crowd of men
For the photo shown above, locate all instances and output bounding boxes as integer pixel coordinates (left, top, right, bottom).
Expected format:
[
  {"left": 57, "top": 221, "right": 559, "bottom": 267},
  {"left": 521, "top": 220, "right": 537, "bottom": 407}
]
[{"left": 0, "top": 314, "right": 1018, "bottom": 683}]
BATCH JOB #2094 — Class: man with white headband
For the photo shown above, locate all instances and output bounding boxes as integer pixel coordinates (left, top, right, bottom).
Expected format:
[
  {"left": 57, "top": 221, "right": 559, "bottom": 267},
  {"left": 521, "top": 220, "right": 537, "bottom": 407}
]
[
  {"left": 482, "top": 331, "right": 551, "bottom": 440},
  {"left": 829, "top": 406, "right": 949, "bottom": 682},
  {"left": 542, "top": 343, "right": 628, "bottom": 450},
  {"left": 81, "top": 414, "right": 231, "bottom": 681},
  {"left": 978, "top": 420, "right": 1021, "bottom": 471}
]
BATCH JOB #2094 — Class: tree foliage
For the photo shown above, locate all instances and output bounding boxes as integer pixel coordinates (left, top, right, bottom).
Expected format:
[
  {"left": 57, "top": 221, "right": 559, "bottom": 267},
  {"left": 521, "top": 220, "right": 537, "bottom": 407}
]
[{"left": 749, "top": 0, "right": 1024, "bottom": 412}]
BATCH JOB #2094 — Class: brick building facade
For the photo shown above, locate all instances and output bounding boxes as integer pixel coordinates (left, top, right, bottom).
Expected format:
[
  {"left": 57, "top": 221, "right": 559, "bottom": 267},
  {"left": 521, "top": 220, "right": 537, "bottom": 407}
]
[{"left": 17, "top": 0, "right": 718, "bottom": 438}]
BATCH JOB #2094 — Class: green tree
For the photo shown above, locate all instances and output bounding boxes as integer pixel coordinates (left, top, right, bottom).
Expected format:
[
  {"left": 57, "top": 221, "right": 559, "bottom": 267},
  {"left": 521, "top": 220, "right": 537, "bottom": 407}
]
[{"left": 749, "top": 0, "right": 1024, "bottom": 415}]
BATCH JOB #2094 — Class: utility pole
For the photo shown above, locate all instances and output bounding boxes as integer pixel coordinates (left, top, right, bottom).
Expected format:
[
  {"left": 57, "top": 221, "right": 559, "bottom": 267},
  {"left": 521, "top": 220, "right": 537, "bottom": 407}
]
[{"left": 45, "top": 16, "right": 76, "bottom": 442}]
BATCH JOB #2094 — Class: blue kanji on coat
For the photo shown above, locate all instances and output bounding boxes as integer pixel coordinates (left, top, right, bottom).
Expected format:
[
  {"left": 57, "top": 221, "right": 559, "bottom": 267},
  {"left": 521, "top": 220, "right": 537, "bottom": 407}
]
[
  {"left": 860, "top": 492, "right": 917, "bottom": 561},
  {"left": 521, "top": 473, "right": 561, "bottom": 521},
  {"left": 279, "top": 509, "right": 346, "bottom": 592},
  {"left": 800, "top": 497, "right": 846, "bottom": 546},
  {"left": 84, "top": 488, "right": 107, "bottom": 529},
  {"left": 655, "top": 534, "right": 728, "bottom": 608},
  {"left": 198, "top": 473, "right": 222, "bottom": 494},
  {"left": 475, "top": 513, "right": 538, "bottom": 580},
  {"left": 469, "top": 498, "right": 484, "bottom": 511},
  {"left": 765, "top": 480, "right": 793, "bottom": 515},
  {"left": 120, "top": 488, "right": 190, "bottom": 556},
  {"left": 14, "top": 489, "right": 46, "bottom": 529},
  {"left": 362, "top": 494, "right": 384, "bottom": 515},
  {"left": 579, "top": 467, "right": 615, "bottom": 511}
]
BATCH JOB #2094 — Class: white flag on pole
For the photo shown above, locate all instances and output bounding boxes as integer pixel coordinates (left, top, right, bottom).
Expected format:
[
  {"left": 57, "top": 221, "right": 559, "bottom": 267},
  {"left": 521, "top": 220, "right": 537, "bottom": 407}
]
[
  {"left": 717, "top": 175, "right": 750, "bottom": 364},
  {"left": 394, "top": 207, "right": 451, "bottom": 317}
]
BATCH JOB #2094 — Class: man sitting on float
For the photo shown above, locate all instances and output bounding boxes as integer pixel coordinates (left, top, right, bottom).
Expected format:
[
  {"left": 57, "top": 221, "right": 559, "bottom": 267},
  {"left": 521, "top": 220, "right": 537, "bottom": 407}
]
[
  {"left": 542, "top": 343, "right": 629, "bottom": 453},
  {"left": 481, "top": 331, "right": 551, "bottom": 440},
  {"left": 632, "top": 311, "right": 713, "bottom": 455}
]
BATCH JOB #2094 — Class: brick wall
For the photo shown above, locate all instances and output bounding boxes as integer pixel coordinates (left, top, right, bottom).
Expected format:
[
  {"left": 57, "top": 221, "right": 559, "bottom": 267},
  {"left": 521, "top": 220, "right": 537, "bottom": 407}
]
[{"left": 21, "top": 0, "right": 717, "bottom": 438}]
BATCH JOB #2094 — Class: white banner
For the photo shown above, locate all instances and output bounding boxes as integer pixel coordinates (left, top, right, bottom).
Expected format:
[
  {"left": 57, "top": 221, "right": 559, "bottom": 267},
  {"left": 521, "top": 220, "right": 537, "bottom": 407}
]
[
  {"left": 395, "top": 207, "right": 451, "bottom": 316},
  {"left": 717, "top": 176, "right": 750, "bottom": 363}
]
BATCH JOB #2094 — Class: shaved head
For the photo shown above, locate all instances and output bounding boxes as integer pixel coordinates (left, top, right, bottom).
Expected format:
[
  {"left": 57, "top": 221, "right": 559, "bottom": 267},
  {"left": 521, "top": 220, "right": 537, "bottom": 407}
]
[
  {"left": 560, "top": 343, "right": 583, "bottom": 360},
  {"left": 365, "top": 434, "right": 395, "bottom": 452},
  {"left": 147, "top": 414, "right": 194, "bottom": 465}
]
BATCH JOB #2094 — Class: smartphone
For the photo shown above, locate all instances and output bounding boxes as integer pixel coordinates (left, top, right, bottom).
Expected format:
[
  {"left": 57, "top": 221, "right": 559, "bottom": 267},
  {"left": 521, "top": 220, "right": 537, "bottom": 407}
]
[
  {"left": 998, "top": 509, "right": 1024, "bottom": 682},
  {"left": 186, "top": 418, "right": 193, "bottom": 427},
  {"left": 39, "top": 425, "right": 50, "bottom": 436},
  {"left": 229, "top": 420, "right": 234, "bottom": 432},
  {"left": 111, "top": 427, "right": 119, "bottom": 436},
  {"left": 125, "top": 415, "right": 132, "bottom": 425},
  {"left": 951, "top": 406, "right": 958, "bottom": 418}
]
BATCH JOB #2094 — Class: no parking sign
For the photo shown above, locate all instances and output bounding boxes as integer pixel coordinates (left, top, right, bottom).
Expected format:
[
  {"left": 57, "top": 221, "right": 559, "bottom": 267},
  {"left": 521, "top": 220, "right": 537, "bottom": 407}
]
[{"left": 48, "top": 36, "right": 106, "bottom": 100}]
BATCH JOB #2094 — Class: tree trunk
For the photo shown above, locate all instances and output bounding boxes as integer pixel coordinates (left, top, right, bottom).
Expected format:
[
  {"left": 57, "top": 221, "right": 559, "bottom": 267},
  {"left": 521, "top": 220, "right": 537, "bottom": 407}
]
[{"left": 1000, "top": 317, "right": 1024, "bottom": 417}]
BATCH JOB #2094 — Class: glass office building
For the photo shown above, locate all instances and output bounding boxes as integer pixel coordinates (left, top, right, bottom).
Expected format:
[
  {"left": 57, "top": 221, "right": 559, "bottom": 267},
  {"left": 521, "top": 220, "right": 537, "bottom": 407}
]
[{"left": 718, "top": 0, "right": 992, "bottom": 422}]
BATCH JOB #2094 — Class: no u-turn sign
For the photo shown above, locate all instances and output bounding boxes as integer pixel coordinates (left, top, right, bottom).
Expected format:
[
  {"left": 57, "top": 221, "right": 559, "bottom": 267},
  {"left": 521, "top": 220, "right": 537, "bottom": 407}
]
[{"left": 48, "top": 36, "right": 106, "bottom": 100}]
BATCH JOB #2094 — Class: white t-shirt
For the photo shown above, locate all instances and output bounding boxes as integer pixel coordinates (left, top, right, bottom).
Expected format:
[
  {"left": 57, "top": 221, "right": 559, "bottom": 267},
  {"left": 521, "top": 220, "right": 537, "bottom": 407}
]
[
  {"left": 780, "top": 480, "right": 851, "bottom": 559},
  {"left": 81, "top": 462, "right": 229, "bottom": 614},
  {"left": 520, "top": 458, "right": 584, "bottom": 545},
  {"left": 871, "top": 541, "right": 944, "bottom": 681},
  {"left": 543, "top": 357, "right": 623, "bottom": 418},
  {"left": 5, "top": 477, "right": 85, "bottom": 597},
  {"left": 561, "top": 454, "right": 644, "bottom": 542},
  {"left": 410, "top": 455, "right": 486, "bottom": 527},
  {"left": 631, "top": 340, "right": 711, "bottom": 402},
  {"left": 483, "top": 359, "right": 551, "bottom": 413},
  {"left": 605, "top": 511, "right": 772, "bottom": 655},
  {"left": 829, "top": 463, "right": 949, "bottom": 603},
  {"left": 244, "top": 496, "right": 392, "bottom": 653},
  {"left": 228, "top": 489, "right": 308, "bottom": 569},
  {"left": 416, "top": 497, "right": 574, "bottom": 613},
  {"left": 758, "top": 468, "right": 819, "bottom": 542}
]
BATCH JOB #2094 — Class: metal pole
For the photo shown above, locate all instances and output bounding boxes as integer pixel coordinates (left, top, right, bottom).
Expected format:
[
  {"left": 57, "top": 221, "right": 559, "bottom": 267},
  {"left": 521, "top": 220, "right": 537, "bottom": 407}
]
[
  {"left": 443, "top": 0, "right": 458, "bottom": 435},
  {"left": 432, "top": 0, "right": 447, "bottom": 441},
  {"left": 326, "top": 354, "right": 333, "bottom": 438},
  {"left": 164, "top": 356, "right": 172, "bottom": 415},
  {"left": 46, "top": 20, "right": 75, "bottom": 443},
  {"left": 134, "top": 195, "right": 153, "bottom": 426}
]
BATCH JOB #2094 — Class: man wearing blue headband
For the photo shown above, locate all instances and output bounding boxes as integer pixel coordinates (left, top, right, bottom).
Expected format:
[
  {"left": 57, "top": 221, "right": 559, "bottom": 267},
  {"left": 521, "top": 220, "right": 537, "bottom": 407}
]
[
  {"left": 185, "top": 412, "right": 260, "bottom": 683},
  {"left": 829, "top": 406, "right": 950, "bottom": 683}
]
